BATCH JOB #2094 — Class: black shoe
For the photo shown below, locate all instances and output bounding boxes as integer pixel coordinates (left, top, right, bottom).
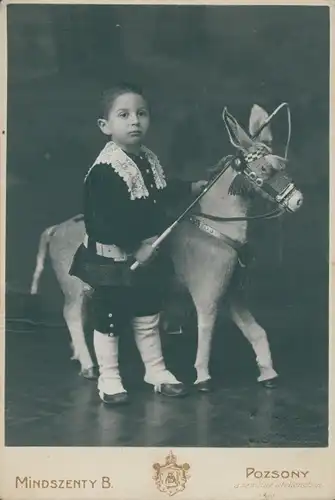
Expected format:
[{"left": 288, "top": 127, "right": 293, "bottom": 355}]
[
  {"left": 99, "top": 391, "right": 130, "bottom": 405},
  {"left": 80, "top": 366, "right": 99, "bottom": 380},
  {"left": 155, "top": 383, "right": 188, "bottom": 398},
  {"left": 195, "top": 380, "right": 212, "bottom": 392},
  {"left": 260, "top": 377, "right": 278, "bottom": 389}
]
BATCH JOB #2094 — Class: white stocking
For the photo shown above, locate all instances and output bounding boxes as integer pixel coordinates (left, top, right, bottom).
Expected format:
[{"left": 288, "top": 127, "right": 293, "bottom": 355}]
[
  {"left": 93, "top": 330, "right": 126, "bottom": 395},
  {"left": 133, "top": 314, "right": 180, "bottom": 386}
]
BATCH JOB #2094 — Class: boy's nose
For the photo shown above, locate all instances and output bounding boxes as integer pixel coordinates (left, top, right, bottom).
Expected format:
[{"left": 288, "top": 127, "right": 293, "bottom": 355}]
[{"left": 130, "top": 114, "right": 140, "bottom": 124}]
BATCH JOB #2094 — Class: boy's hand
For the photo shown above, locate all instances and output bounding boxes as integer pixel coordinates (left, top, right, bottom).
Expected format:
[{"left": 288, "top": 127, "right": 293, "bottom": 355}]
[
  {"left": 133, "top": 238, "right": 158, "bottom": 266},
  {"left": 191, "top": 180, "right": 208, "bottom": 196}
]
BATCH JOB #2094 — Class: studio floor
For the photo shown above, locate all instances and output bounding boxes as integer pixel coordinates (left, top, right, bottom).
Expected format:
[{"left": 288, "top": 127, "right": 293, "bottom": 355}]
[{"left": 5, "top": 310, "right": 328, "bottom": 448}]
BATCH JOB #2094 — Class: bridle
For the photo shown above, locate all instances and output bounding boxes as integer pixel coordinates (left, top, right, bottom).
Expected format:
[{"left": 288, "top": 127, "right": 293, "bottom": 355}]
[
  {"left": 193, "top": 103, "right": 296, "bottom": 223},
  {"left": 193, "top": 153, "right": 285, "bottom": 222}
]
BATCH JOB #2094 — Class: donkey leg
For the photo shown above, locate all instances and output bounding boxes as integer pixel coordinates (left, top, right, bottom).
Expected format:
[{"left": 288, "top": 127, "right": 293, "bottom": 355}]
[
  {"left": 229, "top": 298, "right": 278, "bottom": 385},
  {"left": 193, "top": 302, "right": 218, "bottom": 388},
  {"left": 63, "top": 293, "right": 95, "bottom": 379},
  {"left": 190, "top": 262, "right": 236, "bottom": 389},
  {"left": 171, "top": 223, "right": 237, "bottom": 390}
]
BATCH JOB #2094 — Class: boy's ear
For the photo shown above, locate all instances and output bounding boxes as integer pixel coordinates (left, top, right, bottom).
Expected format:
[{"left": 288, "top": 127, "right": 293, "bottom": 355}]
[{"left": 97, "top": 118, "right": 110, "bottom": 135}]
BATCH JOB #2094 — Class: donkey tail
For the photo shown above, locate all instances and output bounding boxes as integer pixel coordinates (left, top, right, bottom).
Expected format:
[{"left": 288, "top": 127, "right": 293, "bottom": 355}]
[{"left": 30, "top": 225, "right": 58, "bottom": 295}]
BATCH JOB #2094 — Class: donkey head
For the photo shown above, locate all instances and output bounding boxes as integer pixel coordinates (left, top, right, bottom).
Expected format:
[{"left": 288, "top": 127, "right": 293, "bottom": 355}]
[{"left": 221, "top": 104, "right": 303, "bottom": 213}]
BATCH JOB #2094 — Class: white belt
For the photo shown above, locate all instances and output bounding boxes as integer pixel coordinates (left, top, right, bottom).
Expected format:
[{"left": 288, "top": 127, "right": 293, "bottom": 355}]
[
  {"left": 83, "top": 234, "right": 128, "bottom": 261},
  {"left": 83, "top": 234, "right": 159, "bottom": 261}
]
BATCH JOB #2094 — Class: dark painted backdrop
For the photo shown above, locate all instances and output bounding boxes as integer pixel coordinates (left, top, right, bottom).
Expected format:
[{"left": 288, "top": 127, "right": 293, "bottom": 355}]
[{"left": 6, "top": 5, "right": 329, "bottom": 371}]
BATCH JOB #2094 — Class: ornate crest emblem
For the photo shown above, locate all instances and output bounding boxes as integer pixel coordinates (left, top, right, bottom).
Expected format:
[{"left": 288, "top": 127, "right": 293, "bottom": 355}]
[{"left": 153, "top": 451, "right": 190, "bottom": 496}]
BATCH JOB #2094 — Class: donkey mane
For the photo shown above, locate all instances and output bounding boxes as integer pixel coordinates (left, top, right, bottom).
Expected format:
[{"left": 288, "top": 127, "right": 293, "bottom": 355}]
[{"left": 206, "top": 155, "right": 235, "bottom": 180}]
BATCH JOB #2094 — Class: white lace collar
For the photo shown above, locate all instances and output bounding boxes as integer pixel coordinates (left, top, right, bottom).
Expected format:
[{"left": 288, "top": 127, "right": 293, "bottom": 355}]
[{"left": 85, "top": 141, "right": 167, "bottom": 200}]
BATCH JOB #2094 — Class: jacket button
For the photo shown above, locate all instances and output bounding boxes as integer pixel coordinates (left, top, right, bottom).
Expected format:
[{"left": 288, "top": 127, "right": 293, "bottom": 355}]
[
  {"left": 108, "top": 313, "right": 113, "bottom": 317},
  {"left": 153, "top": 200, "right": 157, "bottom": 204},
  {"left": 146, "top": 169, "right": 150, "bottom": 173},
  {"left": 109, "top": 323, "right": 114, "bottom": 328}
]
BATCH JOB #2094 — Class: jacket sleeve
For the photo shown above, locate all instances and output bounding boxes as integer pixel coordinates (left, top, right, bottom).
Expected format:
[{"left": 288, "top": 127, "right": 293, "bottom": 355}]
[{"left": 84, "top": 164, "right": 132, "bottom": 248}]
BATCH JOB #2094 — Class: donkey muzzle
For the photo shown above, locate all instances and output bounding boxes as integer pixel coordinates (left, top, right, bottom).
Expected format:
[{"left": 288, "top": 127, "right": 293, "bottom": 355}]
[
  {"left": 259, "top": 171, "right": 303, "bottom": 213},
  {"left": 276, "top": 183, "right": 303, "bottom": 213}
]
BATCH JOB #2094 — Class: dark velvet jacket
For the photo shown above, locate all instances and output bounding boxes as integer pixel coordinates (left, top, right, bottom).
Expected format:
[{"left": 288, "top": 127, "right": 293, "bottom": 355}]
[
  {"left": 84, "top": 149, "right": 191, "bottom": 252},
  {"left": 69, "top": 144, "right": 192, "bottom": 288}
]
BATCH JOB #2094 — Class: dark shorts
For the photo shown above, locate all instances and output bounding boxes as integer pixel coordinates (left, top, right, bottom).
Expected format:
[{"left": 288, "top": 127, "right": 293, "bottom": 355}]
[
  {"left": 87, "top": 285, "right": 164, "bottom": 334},
  {"left": 69, "top": 244, "right": 173, "bottom": 334}
]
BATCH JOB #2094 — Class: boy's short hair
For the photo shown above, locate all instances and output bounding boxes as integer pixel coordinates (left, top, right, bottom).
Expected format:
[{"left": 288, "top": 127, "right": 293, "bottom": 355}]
[{"left": 99, "top": 82, "right": 146, "bottom": 118}]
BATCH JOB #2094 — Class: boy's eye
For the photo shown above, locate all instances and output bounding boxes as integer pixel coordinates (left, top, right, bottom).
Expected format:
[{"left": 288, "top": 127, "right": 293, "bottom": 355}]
[
  {"left": 138, "top": 110, "right": 148, "bottom": 117},
  {"left": 118, "top": 112, "right": 128, "bottom": 118}
]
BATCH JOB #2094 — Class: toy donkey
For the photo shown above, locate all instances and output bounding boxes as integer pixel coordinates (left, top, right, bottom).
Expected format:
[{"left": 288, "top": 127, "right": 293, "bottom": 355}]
[{"left": 31, "top": 104, "right": 303, "bottom": 391}]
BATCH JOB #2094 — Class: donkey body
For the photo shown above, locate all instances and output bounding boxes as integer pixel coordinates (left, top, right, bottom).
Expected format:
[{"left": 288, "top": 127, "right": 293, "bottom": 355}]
[{"left": 31, "top": 105, "right": 294, "bottom": 386}]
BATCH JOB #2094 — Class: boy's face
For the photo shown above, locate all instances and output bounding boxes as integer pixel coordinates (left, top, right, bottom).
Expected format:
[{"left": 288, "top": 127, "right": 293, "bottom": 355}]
[{"left": 98, "top": 93, "right": 150, "bottom": 151}]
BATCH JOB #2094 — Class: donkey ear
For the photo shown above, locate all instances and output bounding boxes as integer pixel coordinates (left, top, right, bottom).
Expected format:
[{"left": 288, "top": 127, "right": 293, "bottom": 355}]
[
  {"left": 222, "top": 107, "right": 254, "bottom": 152},
  {"left": 249, "top": 104, "right": 273, "bottom": 145}
]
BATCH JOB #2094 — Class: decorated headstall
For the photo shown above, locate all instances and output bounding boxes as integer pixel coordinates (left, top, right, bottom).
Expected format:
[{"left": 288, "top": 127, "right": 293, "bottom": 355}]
[{"left": 222, "top": 105, "right": 303, "bottom": 214}]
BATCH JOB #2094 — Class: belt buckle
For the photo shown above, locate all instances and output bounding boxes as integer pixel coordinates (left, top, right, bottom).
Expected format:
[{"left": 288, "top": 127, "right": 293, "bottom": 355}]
[
  {"left": 97, "top": 243, "right": 126, "bottom": 261},
  {"left": 100, "top": 245, "right": 113, "bottom": 258}
]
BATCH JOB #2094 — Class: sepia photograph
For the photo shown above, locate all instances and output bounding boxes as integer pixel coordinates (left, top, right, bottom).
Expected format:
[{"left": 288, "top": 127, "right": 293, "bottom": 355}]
[{"left": 3, "top": 1, "right": 330, "bottom": 457}]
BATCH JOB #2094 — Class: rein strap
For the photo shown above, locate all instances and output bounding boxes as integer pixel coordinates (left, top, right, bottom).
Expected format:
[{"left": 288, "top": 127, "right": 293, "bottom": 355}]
[
  {"left": 189, "top": 216, "right": 243, "bottom": 251},
  {"left": 189, "top": 215, "right": 248, "bottom": 267},
  {"left": 193, "top": 207, "right": 283, "bottom": 222}
]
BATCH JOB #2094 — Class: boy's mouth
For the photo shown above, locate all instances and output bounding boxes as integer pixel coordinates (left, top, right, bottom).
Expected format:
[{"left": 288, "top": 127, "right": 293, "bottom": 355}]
[{"left": 128, "top": 130, "right": 142, "bottom": 137}]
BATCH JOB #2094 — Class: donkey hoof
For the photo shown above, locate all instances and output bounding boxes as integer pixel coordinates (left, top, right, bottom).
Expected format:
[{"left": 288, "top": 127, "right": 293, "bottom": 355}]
[
  {"left": 196, "top": 380, "right": 212, "bottom": 392},
  {"left": 260, "top": 378, "right": 278, "bottom": 389},
  {"left": 80, "top": 367, "right": 98, "bottom": 380},
  {"left": 155, "top": 383, "right": 188, "bottom": 398}
]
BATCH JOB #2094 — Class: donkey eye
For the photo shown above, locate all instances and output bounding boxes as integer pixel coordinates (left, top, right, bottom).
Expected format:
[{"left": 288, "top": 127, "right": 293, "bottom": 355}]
[{"left": 261, "top": 166, "right": 267, "bottom": 172}]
